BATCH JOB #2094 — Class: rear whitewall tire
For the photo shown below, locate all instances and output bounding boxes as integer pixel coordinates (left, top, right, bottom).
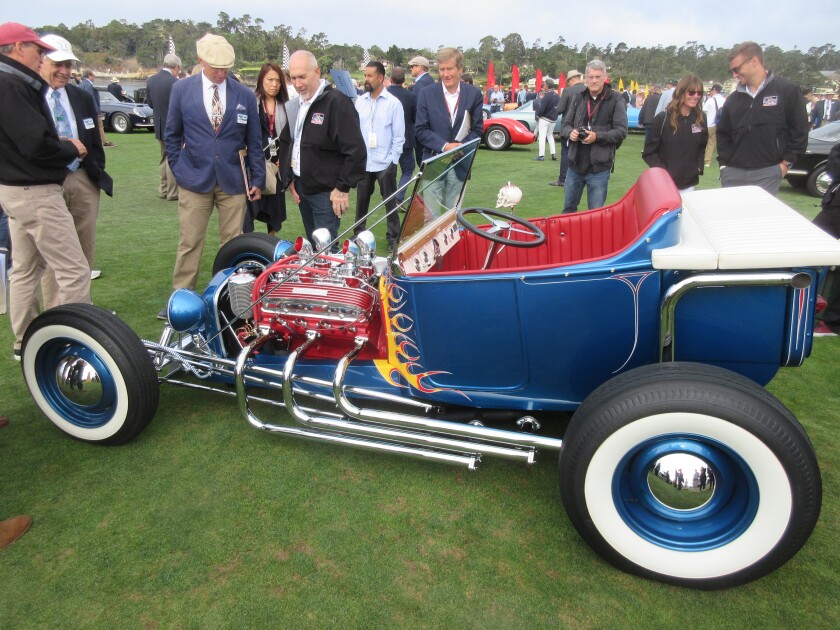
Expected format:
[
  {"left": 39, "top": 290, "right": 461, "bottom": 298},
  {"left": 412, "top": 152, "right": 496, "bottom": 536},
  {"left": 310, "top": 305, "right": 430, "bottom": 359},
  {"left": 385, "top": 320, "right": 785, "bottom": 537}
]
[{"left": 584, "top": 412, "right": 792, "bottom": 581}]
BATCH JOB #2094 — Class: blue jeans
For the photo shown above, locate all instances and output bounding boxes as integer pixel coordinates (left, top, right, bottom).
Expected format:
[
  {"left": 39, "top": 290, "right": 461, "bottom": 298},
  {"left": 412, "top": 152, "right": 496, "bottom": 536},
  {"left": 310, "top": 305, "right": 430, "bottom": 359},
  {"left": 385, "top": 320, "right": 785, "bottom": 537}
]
[
  {"left": 298, "top": 188, "right": 340, "bottom": 250},
  {"left": 395, "top": 148, "right": 416, "bottom": 203},
  {"left": 563, "top": 167, "right": 611, "bottom": 213}
]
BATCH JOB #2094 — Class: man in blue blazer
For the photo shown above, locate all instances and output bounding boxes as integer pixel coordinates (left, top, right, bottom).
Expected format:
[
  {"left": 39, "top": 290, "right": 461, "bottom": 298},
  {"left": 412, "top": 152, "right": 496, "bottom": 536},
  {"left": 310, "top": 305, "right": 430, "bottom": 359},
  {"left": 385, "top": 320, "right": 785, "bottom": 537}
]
[
  {"left": 147, "top": 53, "right": 181, "bottom": 200},
  {"left": 415, "top": 48, "right": 484, "bottom": 163},
  {"left": 164, "top": 33, "right": 264, "bottom": 304}
]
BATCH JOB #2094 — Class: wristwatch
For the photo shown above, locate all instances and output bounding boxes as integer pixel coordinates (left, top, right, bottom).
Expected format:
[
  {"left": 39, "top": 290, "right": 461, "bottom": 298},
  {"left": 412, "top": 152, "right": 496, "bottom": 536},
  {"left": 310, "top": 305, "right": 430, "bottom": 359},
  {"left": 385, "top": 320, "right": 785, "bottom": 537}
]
[{"left": 784, "top": 160, "right": 794, "bottom": 170}]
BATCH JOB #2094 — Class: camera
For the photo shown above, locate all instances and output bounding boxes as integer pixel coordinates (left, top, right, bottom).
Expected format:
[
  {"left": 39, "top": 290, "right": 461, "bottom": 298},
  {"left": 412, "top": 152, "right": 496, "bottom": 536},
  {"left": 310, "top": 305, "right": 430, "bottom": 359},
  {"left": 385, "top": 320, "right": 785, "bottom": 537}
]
[{"left": 578, "top": 127, "right": 589, "bottom": 140}]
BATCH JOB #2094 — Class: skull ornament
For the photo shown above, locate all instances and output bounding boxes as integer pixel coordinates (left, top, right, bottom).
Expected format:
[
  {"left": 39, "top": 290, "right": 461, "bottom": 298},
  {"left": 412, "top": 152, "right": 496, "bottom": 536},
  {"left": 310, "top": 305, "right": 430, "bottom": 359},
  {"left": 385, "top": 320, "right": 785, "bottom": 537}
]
[{"left": 496, "top": 182, "right": 523, "bottom": 209}]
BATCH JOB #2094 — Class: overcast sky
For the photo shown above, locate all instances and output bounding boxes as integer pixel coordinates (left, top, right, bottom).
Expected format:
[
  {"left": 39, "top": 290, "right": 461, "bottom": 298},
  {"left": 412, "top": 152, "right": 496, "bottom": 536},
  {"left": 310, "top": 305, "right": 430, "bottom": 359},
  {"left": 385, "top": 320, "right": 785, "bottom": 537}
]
[{"left": 7, "top": 1, "right": 835, "bottom": 53}]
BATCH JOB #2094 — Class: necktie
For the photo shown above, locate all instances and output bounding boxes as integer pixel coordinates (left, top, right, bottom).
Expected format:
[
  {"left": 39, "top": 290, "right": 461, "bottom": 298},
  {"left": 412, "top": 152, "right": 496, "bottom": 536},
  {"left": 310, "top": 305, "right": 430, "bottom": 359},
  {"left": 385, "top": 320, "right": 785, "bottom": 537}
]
[
  {"left": 211, "top": 84, "right": 223, "bottom": 133},
  {"left": 52, "top": 91, "right": 79, "bottom": 171}
]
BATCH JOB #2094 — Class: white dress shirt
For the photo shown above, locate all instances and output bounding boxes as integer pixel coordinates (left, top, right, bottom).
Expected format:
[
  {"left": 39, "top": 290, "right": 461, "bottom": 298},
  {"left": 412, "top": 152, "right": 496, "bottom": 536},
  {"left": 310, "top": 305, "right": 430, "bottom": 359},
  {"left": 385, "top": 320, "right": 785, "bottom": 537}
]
[
  {"left": 354, "top": 88, "right": 405, "bottom": 172},
  {"left": 201, "top": 72, "right": 227, "bottom": 124}
]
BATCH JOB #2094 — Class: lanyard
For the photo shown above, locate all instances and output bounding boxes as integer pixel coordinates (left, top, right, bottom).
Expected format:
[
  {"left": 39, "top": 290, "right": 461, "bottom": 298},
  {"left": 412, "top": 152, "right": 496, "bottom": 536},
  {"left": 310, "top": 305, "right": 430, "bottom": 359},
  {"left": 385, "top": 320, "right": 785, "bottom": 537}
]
[
  {"left": 445, "top": 90, "right": 460, "bottom": 125},
  {"left": 264, "top": 98, "right": 276, "bottom": 138},
  {"left": 586, "top": 94, "right": 602, "bottom": 126}
]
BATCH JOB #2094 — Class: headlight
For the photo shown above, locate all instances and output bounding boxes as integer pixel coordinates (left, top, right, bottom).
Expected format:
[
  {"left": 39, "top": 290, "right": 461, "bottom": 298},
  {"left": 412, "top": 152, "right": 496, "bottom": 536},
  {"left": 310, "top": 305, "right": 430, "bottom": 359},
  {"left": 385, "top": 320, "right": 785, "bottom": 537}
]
[{"left": 133, "top": 108, "right": 144, "bottom": 116}]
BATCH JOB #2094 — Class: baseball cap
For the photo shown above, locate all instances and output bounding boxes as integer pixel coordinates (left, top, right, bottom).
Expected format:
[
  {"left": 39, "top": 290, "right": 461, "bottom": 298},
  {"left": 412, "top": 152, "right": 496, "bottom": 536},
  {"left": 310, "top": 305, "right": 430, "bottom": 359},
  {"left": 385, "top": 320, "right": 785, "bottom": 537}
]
[
  {"left": 0, "top": 22, "right": 56, "bottom": 50},
  {"left": 40, "top": 34, "right": 80, "bottom": 62},
  {"left": 408, "top": 55, "right": 430, "bottom": 68},
  {"left": 566, "top": 70, "right": 582, "bottom": 80},
  {"left": 196, "top": 33, "right": 235, "bottom": 69}
]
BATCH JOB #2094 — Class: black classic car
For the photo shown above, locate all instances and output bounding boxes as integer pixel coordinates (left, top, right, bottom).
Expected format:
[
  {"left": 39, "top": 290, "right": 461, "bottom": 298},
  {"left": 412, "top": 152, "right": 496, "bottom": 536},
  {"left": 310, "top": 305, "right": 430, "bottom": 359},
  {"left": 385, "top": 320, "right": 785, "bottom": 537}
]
[
  {"left": 786, "top": 121, "right": 840, "bottom": 196},
  {"left": 94, "top": 86, "right": 154, "bottom": 133}
]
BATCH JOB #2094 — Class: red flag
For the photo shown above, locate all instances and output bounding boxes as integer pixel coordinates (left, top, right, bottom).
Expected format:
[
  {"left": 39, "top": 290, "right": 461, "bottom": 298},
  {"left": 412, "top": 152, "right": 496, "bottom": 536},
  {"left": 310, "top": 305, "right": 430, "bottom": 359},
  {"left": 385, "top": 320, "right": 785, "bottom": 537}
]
[
  {"left": 486, "top": 61, "right": 495, "bottom": 104},
  {"left": 511, "top": 65, "right": 520, "bottom": 102},
  {"left": 535, "top": 69, "right": 543, "bottom": 91},
  {"left": 558, "top": 73, "right": 566, "bottom": 90}
]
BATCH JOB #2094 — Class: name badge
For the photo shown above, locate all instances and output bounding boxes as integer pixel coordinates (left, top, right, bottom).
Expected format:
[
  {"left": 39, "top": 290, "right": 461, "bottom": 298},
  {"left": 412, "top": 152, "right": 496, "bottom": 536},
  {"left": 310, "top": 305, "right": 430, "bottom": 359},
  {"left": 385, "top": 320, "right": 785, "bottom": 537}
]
[
  {"left": 368, "top": 132, "right": 378, "bottom": 149},
  {"left": 237, "top": 113, "right": 248, "bottom": 124},
  {"left": 763, "top": 96, "right": 778, "bottom": 107},
  {"left": 691, "top": 124, "right": 702, "bottom": 134},
  {"left": 83, "top": 117, "right": 95, "bottom": 130}
]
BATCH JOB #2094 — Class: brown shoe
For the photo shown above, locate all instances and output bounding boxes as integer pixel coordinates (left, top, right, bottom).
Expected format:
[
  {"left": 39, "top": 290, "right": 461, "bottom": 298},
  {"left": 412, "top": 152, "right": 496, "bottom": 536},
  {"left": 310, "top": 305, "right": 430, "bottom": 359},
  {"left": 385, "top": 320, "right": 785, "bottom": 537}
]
[
  {"left": 0, "top": 515, "right": 32, "bottom": 549},
  {"left": 0, "top": 416, "right": 8, "bottom": 429}
]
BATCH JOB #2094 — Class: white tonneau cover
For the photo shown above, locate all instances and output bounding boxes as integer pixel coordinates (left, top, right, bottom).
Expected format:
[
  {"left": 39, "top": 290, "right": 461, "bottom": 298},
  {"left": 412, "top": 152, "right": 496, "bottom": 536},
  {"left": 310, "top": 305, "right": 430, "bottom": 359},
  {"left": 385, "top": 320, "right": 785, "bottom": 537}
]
[{"left": 652, "top": 186, "right": 840, "bottom": 270}]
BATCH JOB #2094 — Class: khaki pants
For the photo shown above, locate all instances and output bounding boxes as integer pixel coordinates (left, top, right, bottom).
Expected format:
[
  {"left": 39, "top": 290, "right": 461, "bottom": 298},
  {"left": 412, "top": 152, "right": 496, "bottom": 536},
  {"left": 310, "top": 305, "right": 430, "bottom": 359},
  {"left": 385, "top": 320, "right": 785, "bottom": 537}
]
[
  {"left": 172, "top": 186, "right": 246, "bottom": 290},
  {"left": 158, "top": 140, "right": 178, "bottom": 200},
  {"left": 0, "top": 183, "right": 91, "bottom": 349},
  {"left": 41, "top": 169, "right": 100, "bottom": 309},
  {"left": 97, "top": 113, "right": 110, "bottom": 146},
  {"left": 704, "top": 125, "right": 718, "bottom": 166}
]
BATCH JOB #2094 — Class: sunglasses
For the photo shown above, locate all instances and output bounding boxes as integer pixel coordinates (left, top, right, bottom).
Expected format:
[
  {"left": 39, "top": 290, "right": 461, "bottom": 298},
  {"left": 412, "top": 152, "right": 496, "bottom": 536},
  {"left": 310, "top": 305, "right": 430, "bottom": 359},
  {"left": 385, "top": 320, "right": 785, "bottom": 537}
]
[
  {"left": 729, "top": 57, "right": 753, "bottom": 75},
  {"left": 686, "top": 90, "right": 703, "bottom": 97}
]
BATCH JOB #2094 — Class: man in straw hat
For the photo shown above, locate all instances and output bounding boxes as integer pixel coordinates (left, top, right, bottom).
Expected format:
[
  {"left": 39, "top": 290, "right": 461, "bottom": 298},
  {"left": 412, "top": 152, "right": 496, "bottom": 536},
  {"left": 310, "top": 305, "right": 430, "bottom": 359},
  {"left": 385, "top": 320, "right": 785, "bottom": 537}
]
[
  {"left": 161, "top": 33, "right": 264, "bottom": 318},
  {"left": 0, "top": 22, "right": 91, "bottom": 361}
]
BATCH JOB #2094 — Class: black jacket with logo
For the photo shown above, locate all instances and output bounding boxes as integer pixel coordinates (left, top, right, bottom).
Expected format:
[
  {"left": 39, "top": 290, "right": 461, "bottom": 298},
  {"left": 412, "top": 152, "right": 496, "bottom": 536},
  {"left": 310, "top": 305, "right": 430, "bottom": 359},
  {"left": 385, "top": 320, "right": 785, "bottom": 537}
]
[
  {"left": 286, "top": 84, "right": 366, "bottom": 195},
  {"left": 716, "top": 72, "right": 808, "bottom": 169}
]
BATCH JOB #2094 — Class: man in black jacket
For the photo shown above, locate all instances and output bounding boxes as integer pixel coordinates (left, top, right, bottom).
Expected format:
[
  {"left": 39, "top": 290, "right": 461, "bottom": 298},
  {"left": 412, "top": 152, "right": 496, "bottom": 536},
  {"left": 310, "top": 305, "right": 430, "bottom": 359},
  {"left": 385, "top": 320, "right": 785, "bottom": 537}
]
[
  {"left": 559, "top": 60, "right": 627, "bottom": 213},
  {"left": 549, "top": 70, "right": 586, "bottom": 186},
  {"left": 286, "top": 50, "right": 366, "bottom": 247},
  {"left": 533, "top": 78, "right": 559, "bottom": 161},
  {"left": 39, "top": 33, "right": 113, "bottom": 302},
  {"left": 387, "top": 66, "right": 417, "bottom": 205},
  {"left": 716, "top": 41, "right": 809, "bottom": 196},
  {"left": 147, "top": 53, "right": 181, "bottom": 200},
  {"left": 812, "top": 143, "right": 840, "bottom": 336},
  {"left": 0, "top": 22, "right": 90, "bottom": 360}
]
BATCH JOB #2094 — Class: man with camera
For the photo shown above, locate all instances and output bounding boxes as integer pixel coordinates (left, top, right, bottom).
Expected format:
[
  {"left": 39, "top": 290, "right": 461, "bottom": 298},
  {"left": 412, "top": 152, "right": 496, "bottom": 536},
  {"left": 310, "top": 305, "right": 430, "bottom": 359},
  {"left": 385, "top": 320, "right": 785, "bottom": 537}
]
[{"left": 559, "top": 59, "right": 627, "bottom": 213}]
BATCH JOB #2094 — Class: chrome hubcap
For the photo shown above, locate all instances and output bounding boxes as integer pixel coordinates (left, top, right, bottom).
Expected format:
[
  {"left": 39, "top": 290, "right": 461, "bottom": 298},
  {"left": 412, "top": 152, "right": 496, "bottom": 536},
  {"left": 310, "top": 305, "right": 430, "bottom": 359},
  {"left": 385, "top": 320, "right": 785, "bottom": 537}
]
[
  {"left": 56, "top": 355, "right": 103, "bottom": 406},
  {"left": 648, "top": 453, "right": 715, "bottom": 510}
]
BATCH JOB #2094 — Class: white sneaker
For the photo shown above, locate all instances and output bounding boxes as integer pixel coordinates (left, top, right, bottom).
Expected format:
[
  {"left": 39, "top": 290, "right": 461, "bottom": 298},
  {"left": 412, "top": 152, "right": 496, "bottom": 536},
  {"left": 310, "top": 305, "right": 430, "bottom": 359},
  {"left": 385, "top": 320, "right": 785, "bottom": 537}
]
[{"left": 90, "top": 270, "right": 102, "bottom": 280}]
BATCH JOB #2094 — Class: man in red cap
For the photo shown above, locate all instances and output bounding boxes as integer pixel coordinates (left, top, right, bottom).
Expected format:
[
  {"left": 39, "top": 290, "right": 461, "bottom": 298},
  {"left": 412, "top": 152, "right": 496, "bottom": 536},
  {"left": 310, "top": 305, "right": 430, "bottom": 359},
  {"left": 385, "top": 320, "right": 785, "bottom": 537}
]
[{"left": 0, "top": 22, "right": 91, "bottom": 361}]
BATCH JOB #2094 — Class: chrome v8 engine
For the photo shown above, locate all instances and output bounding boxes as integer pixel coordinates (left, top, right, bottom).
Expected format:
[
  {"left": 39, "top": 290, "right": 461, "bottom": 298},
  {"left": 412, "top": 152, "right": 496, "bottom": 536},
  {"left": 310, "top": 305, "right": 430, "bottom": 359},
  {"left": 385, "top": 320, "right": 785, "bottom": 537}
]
[{"left": 228, "top": 230, "right": 388, "bottom": 345}]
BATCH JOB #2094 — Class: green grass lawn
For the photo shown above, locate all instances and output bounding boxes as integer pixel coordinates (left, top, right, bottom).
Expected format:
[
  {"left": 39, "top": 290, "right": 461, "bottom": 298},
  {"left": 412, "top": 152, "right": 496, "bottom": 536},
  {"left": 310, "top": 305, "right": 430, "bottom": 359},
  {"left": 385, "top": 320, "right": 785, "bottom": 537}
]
[{"left": 1, "top": 131, "right": 839, "bottom": 627}]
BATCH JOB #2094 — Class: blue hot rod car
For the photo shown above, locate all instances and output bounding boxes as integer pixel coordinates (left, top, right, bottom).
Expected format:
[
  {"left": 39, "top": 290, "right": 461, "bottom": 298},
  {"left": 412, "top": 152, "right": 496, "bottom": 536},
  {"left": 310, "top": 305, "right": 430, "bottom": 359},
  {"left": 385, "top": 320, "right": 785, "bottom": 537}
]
[{"left": 20, "top": 139, "right": 840, "bottom": 589}]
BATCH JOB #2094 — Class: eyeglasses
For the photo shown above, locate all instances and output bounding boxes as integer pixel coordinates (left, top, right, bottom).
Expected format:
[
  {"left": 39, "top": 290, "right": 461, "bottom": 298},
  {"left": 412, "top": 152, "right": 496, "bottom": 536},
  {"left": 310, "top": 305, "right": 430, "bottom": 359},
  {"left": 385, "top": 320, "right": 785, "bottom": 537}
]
[
  {"left": 23, "top": 42, "right": 47, "bottom": 57},
  {"left": 729, "top": 57, "right": 753, "bottom": 75},
  {"left": 686, "top": 90, "right": 703, "bottom": 97}
]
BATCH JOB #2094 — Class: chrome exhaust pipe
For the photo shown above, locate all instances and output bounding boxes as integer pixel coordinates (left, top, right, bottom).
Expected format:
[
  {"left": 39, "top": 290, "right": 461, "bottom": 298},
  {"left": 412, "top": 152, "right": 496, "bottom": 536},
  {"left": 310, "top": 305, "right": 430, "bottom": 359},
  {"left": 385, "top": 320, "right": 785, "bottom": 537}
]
[
  {"left": 234, "top": 331, "right": 481, "bottom": 469},
  {"left": 333, "top": 337, "right": 564, "bottom": 452}
]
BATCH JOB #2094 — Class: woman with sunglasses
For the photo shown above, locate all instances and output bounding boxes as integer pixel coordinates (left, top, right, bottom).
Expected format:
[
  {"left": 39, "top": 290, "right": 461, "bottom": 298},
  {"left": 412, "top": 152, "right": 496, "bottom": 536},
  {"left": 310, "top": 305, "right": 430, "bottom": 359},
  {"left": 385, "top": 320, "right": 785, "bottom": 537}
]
[
  {"left": 642, "top": 74, "right": 708, "bottom": 192},
  {"left": 243, "top": 62, "right": 291, "bottom": 236}
]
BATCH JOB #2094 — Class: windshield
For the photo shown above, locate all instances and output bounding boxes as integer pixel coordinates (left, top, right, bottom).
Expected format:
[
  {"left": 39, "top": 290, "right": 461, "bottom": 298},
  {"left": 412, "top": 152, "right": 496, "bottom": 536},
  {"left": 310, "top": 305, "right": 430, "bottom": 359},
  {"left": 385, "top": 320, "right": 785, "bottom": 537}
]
[{"left": 398, "top": 139, "right": 480, "bottom": 246}]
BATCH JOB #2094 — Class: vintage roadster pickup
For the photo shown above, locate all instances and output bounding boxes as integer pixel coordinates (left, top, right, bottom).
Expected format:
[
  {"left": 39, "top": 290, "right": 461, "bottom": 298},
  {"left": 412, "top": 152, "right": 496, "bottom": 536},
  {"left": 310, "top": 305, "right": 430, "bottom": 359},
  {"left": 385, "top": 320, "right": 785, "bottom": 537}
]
[{"left": 20, "top": 139, "right": 840, "bottom": 589}]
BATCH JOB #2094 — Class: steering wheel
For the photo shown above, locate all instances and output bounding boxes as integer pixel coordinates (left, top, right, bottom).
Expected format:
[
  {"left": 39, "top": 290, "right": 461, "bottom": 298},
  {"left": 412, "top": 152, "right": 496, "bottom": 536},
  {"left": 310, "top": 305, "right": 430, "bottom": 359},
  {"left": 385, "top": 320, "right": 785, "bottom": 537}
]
[{"left": 457, "top": 207, "right": 545, "bottom": 247}]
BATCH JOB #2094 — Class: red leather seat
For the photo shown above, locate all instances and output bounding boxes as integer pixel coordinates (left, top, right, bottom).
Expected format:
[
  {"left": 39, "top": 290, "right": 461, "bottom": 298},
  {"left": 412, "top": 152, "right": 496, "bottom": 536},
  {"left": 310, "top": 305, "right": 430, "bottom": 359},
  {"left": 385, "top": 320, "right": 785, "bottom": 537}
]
[{"left": 442, "top": 167, "right": 681, "bottom": 273}]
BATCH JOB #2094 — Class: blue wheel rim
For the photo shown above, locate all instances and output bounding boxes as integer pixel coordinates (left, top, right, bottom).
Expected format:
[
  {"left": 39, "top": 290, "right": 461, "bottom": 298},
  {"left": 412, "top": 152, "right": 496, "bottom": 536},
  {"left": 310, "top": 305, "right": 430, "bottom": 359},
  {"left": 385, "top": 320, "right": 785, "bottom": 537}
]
[
  {"left": 613, "top": 434, "right": 759, "bottom": 551},
  {"left": 35, "top": 337, "right": 118, "bottom": 429}
]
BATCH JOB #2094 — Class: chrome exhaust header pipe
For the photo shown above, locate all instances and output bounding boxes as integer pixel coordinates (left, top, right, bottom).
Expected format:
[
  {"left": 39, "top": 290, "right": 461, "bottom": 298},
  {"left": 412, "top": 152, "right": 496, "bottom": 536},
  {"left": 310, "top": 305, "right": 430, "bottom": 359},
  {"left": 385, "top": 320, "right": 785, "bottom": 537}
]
[
  {"left": 234, "top": 331, "right": 481, "bottom": 469},
  {"left": 333, "top": 337, "right": 564, "bottom": 453}
]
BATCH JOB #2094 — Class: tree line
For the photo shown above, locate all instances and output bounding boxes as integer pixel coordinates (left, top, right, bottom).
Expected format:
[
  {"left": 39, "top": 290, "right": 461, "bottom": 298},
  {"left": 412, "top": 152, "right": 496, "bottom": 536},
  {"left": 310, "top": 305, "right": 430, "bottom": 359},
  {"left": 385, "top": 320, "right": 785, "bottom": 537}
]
[{"left": 36, "top": 13, "right": 839, "bottom": 88}]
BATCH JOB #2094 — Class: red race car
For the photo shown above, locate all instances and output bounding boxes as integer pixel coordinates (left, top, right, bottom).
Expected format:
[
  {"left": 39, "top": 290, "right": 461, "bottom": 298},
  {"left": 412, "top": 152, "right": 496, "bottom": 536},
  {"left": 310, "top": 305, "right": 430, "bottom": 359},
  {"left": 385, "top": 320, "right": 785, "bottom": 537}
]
[{"left": 482, "top": 117, "right": 535, "bottom": 151}]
